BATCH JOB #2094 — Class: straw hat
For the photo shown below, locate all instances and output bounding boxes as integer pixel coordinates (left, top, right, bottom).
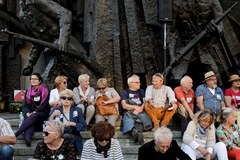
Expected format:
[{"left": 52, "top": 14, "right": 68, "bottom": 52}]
[
  {"left": 204, "top": 71, "right": 217, "bottom": 81},
  {"left": 228, "top": 74, "right": 240, "bottom": 82}
]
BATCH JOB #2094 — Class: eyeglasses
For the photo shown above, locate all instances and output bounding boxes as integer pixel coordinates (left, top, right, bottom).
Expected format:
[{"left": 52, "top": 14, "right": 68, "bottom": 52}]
[
  {"left": 158, "top": 144, "right": 172, "bottom": 150},
  {"left": 30, "top": 78, "right": 39, "bottom": 81},
  {"left": 98, "top": 87, "right": 106, "bottom": 90},
  {"left": 63, "top": 81, "right": 67, "bottom": 84},
  {"left": 209, "top": 78, "right": 217, "bottom": 81},
  {"left": 60, "top": 96, "right": 73, "bottom": 101},
  {"left": 97, "top": 138, "right": 111, "bottom": 142},
  {"left": 43, "top": 131, "right": 55, "bottom": 136}
]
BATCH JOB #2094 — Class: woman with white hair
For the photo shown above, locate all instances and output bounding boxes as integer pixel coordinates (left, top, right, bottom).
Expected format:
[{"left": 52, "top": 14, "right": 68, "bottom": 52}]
[
  {"left": 33, "top": 120, "right": 77, "bottom": 159},
  {"left": 216, "top": 107, "right": 240, "bottom": 160},
  {"left": 73, "top": 74, "right": 95, "bottom": 126},
  {"left": 138, "top": 126, "right": 191, "bottom": 160}
]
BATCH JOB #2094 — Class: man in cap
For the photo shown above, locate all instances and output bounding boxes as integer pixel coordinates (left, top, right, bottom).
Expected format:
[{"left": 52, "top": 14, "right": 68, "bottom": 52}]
[{"left": 195, "top": 71, "right": 226, "bottom": 115}]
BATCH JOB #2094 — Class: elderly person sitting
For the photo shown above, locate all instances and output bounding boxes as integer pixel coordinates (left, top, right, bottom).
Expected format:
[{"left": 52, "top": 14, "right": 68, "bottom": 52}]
[
  {"left": 73, "top": 74, "right": 95, "bottom": 126},
  {"left": 95, "top": 78, "right": 120, "bottom": 127},
  {"left": 216, "top": 108, "right": 240, "bottom": 160},
  {"left": 224, "top": 74, "right": 240, "bottom": 127},
  {"left": 49, "top": 89, "right": 86, "bottom": 154},
  {"left": 49, "top": 75, "right": 68, "bottom": 108},
  {"left": 145, "top": 73, "right": 177, "bottom": 131},
  {"left": 33, "top": 120, "right": 77, "bottom": 160},
  {"left": 81, "top": 121, "right": 124, "bottom": 160},
  {"left": 182, "top": 109, "right": 228, "bottom": 160},
  {"left": 138, "top": 126, "right": 191, "bottom": 160}
]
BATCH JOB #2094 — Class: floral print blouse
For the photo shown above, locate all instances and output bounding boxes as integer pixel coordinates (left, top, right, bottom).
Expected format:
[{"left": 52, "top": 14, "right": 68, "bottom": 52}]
[
  {"left": 33, "top": 139, "right": 77, "bottom": 160},
  {"left": 216, "top": 123, "right": 240, "bottom": 150}
]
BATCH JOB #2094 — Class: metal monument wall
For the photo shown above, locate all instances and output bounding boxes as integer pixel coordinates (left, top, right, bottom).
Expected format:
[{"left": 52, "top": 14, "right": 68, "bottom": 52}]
[{"left": 0, "top": 0, "right": 240, "bottom": 105}]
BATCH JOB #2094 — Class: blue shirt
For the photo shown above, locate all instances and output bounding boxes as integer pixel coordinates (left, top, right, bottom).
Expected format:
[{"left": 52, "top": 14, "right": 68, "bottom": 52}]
[{"left": 195, "top": 84, "right": 224, "bottom": 114}]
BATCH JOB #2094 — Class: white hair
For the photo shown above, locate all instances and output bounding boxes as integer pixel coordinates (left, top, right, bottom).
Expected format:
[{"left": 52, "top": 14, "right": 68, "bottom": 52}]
[
  {"left": 180, "top": 75, "right": 192, "bottom": 85},
  {"left": 154, "top": 126, "right": 173, "bottom": 143},
  {"left": 127, "top": 74, "right": 140, "bottom": 86},
  {"left": 78, "top": 74, "right": 90, "bottom": 84}
]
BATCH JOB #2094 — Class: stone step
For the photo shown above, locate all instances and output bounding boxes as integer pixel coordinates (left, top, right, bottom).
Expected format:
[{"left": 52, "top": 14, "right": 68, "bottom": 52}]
[{"left": 2, "top": 112, "right": 182, "bottom": 160}]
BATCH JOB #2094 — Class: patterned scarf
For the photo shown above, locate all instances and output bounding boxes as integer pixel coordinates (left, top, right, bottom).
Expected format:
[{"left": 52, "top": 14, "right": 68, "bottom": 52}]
[
  {"left": 94, "top": 138, "right": 111, "bottom": 158},
  {"left": 26, "top": 84, "right": 49, "bottom": 107}
]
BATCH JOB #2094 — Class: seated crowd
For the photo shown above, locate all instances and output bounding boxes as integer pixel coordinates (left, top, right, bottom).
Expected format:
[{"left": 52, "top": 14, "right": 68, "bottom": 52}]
[{"left": 2, "top": 71, "right": 240, "bottom": 159}]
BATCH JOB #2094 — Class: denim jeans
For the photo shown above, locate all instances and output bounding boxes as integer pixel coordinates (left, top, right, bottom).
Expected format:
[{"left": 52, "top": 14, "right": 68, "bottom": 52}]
[{"left": 0, "top": 145, "right": 14, "bottom": 160}]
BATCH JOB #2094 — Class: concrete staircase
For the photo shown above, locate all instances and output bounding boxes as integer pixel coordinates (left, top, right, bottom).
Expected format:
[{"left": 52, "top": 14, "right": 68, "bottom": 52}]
[{"left": 2, "top": 112, "right": 182, "bottom": 160}]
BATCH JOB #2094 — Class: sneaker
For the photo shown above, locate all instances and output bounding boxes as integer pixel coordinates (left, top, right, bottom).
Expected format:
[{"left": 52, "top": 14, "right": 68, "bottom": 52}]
[{"left": 131, "top": 129, "right": 139, "bottom": 143}]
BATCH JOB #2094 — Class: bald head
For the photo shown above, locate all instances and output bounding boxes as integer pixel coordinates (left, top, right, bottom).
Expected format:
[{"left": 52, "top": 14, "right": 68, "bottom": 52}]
[{"left": 180, "top": 76, "right": 193, "bottom": 91}]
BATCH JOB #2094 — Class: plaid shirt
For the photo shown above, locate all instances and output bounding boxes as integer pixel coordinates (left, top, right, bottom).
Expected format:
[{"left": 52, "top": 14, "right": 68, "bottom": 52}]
[{"left": 0, "top": 118, "right": 15, "bottom": 147}]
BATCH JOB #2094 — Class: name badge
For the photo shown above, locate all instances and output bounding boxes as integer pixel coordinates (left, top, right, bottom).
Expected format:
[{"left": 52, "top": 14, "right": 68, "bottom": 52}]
[
  {"left": 186, "top": 97, "right": 192, "bottom": 103},
  {"left": 216, "top": 94, "right": 221, "bottom": 100},
  {"left": 129, "top": 93, "right": 134, "bottom": 98},
  {"left": 34, "top": 96, "right": 40, "bottom": 101},
  {"left": 73, "top": 111, "right": 78, "bottom": 117}
]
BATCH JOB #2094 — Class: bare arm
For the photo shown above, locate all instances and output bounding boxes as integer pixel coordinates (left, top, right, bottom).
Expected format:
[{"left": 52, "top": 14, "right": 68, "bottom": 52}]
[
  {"left": 180, "top": 97, "right": 195, "bottom": 119},
  {"left": 221, "top": 100, "right": 226, "bottom": 108},
  {"left": 0, "top": 136, "right": 16, "bottom": 145},
  {"left": 121, "top": 100, "right": 140, "bottom": 111},
  {"left": 224, "top": 96, "right": 232, "bottom": 107},
  {"left": 196, "top": 95, "right": 204, "bottom": 110}
]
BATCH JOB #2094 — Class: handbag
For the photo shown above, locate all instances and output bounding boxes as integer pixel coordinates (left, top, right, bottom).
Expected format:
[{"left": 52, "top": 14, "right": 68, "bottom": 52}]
[
  {"left": 177, "top": 104, "right": 188, "bottom": 118},
  {"left": 95, "top": 95, "right": 118, "bottom": 116}
]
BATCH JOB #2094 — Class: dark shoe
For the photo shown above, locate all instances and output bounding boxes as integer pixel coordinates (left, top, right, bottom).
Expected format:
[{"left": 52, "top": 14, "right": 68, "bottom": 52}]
[
  {"left": 131, "top": 129, "right": 139, "bottom": 143},
  {"left": 137, "top": 132, "right": 144, "bottom": 145},
  {"left": 131, "top": 129, "right": 144, "bottom": 144},
  {"left": 25, "top": 138, "right": 31, "bottom": 147}
]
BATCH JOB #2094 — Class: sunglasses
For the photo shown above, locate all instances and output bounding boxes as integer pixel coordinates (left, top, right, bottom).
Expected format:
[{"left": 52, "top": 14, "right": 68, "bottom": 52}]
[
  {"left": 43, "top": 131, "right": 55, "bottom": 136},
  {"left": 98, "top": 87, "right": 106, "bottom": 90},
  {"left": 97, "top": 138, "right": 111, "bottom": 142},
  {"left": 61, "top": 96, "right": 73, "bottom": 101}
]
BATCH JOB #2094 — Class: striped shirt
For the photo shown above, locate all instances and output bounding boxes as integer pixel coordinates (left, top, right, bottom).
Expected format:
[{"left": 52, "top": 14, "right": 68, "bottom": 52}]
[
  {"left": 0, "top": 118, "right": 15, "bottom": 147},
  {"left": 81, "top": 138, "right": 124, "bottom": 160}
]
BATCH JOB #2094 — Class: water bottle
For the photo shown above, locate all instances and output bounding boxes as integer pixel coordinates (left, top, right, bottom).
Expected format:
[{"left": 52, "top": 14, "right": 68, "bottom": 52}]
[{"left": 19, "top": 112, "right": 24, "bottom": 127}]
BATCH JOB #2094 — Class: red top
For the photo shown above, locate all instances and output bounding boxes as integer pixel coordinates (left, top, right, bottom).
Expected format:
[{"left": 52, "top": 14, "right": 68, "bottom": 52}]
[
  {"left": 174, "top": 86, "right": 195, "bottom": 112},
  {"left": 224, "top": 88, "right": 240, "bottom": 107}
]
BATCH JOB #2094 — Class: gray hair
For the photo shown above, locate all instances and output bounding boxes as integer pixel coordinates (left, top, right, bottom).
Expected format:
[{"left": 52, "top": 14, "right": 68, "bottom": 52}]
[
  {"left": 78, "top": 74, "right": 90, "bottom": 84},
  {"left": 127, "top": 74, "right": 140, "bottom": 86},
  {"left": 154, "top": 126, "right": 173, "bottom": 143},
  {"left": 153, "top": 73, "right": 164, "bottom": 81},
  {"left": 217, "top": 107, "right": 237, "bottom": 123},
  {"left": 44, "top": 120, "right": 65, "bottom": 136},
  {"left": 180, "top": 75, "right": 192, "bottom": 85}
]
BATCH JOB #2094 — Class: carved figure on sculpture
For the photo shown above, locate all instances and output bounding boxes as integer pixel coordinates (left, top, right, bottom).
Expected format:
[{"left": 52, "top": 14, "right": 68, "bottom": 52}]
[
  {"left": 169, "top": 0, "right": 227, "bottom": 84},
  {"left": 18, "top": 0, "right": 94, "bottom": 86}
]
